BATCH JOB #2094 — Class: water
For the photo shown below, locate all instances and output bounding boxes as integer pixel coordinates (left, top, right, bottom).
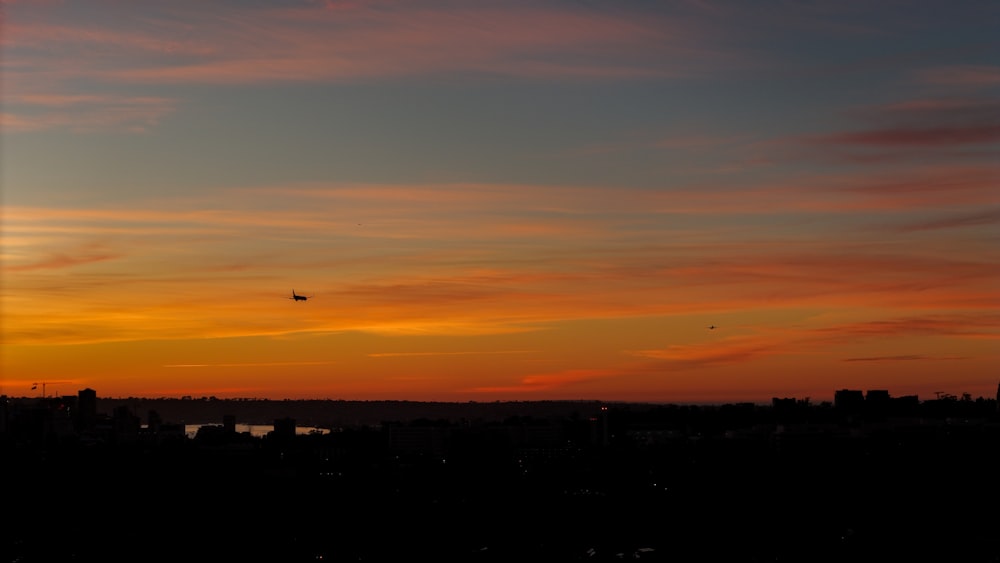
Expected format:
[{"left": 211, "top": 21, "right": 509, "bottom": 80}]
[{"left": 183, "top": 423, "right": 329, "bottom": 439}]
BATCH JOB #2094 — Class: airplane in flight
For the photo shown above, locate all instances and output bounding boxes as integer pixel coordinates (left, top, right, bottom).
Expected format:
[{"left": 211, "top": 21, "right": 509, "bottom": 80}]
[
  {"left": 289, "top": 290, "right": 311, "bottom": 302},
  {"left": 707, "top": 325, "right": 717, "bottom": 330}
]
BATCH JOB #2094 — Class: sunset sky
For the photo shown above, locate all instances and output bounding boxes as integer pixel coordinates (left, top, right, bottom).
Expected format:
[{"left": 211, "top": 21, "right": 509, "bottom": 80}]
[{"left": 2, "top": 0, "right": 998, "bottom": 404}]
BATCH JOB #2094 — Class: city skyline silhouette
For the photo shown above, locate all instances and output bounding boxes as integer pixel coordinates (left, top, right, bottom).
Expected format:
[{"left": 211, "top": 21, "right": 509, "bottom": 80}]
[
  {"left": 5, "top": 384, "right": 1000, "bottom": 562},
  {"left": 3, "top": 1, "right": 998, "bottom": 559}
]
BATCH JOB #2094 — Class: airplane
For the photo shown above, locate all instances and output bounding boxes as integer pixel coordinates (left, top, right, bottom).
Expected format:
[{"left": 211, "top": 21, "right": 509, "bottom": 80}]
[
  {"left": 707, "top": 325, "right": 717, "bottom": 330},
  {"left": 289, "top": 290, "right": 311, "bottom": 302}
]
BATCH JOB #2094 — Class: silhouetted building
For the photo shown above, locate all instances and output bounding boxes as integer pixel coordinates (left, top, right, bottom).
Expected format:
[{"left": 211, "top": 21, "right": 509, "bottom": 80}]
[
  {"left": 142, "top": 412, "right": 186, "bottom": 445},
  {"left": 147, "top": 409, "right": 163, "bottom": 433},
  {"left": 865, "top": 389, "right": 890, "bottom": 416},
  {"left": 387, "top": 424, "right": 451, "bottom": 454},
  {"left": 589, "top": 405, "right": 610, "bottom": 447},
  {"left": 0, "top": 395, "right": 8, "bottom": 435},
  {"left": 865, "top": 389, "right": 889, "bottom": 403},
  {"left": 771, "top": 397, "right": 813, "bottom": 424},
  {"left": 772, "top": 397, "right": 796, "bottom": 410},
  {"left": 193, "top": 424, "right": 230, "bottom": 444},
  {"left": 112, "top": 405, "right": 141, "bottom": 444},
  {"left": 890, "top": 394, "right": 920, "bottom": 416},
  {"left": 834, "top": 389, "right": 864, "bottom": 412},
  {"left": 272, "top": 417, "right": 296, "bottom": 441},
  {"left": 505, "top": 420, "right": 565, "bottom": 448},
  {"left": 155, "top": 422, "right": 187, "bottom": 443},
  {"left": 77, "top": 387, "right": 97, "bottom": 432},
  {"left": 47, "top": 395, "right": 78, "bottom": 441},
  {"left": 223, "top": 414, "right": 237, "bottom": 434}
]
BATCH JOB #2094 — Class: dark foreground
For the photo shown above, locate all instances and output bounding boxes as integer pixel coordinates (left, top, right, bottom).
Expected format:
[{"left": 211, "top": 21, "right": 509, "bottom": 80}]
[{"left": 4, "top": 398, "right": 1000, "bottom": 562}]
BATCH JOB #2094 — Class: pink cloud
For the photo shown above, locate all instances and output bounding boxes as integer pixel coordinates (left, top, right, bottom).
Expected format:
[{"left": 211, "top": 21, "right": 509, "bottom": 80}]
[
  {"left": 0, "top": 95, "right": 175, "bottom": 133},
  {"left": 0, "top": 113, "right": 43, "bottom": 133},
  {"left": 248, "top": 167, "right": 1000, "bottom": 219},
  {"left": 916, "top": 65, "right": 1000, "bottom": 87},
  {"left": 4, "top": 22, "right": 215, "bottom": 56},
  {"left": 829, "top": 165, "right": 1000, "bottom": 211},
  {"left": 788, "top": 96, "right": 1000, "bottom": 167},
  {"left": 3, "top": 3, "right": 733, "bottom": 90},
  {"left": 655, "top": 134, "right": 743, "bottom": 149},
  {"left": 818, "top": 124, "right": 1000, "bottom": 147},
  {"left": 0, "top": 3, "right": 731, "bottom": 132},
  {"left": 897, "top": 209, "right": 1000, "bottom": 232}
]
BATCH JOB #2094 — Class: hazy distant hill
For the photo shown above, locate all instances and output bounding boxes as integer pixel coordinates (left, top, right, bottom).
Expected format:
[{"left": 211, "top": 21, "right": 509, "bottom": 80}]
[{"left": 95, "top": 397, "right": 625, "bottom": 427}]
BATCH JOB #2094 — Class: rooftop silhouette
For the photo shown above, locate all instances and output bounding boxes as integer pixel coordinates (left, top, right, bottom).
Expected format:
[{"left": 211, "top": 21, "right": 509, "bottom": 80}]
[{"left": 3, "top": 387, "right": 1000, "bottom": 562}]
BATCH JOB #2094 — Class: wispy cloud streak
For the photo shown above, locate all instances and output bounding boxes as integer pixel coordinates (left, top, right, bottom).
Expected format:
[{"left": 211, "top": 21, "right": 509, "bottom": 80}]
[
  {"left": 164, "top": 361, "right": 335, "bottom": 368},
  {"left": 629, "top": 314, "right": 1000, "bottom": 369},
  {"left": 1, "top": 94, "right": 175, "bottom": 133},
  {"left": 802, "top": 97, "right": 1000, "bottom": 164},
  {"left": 369, "top": 350, "right": 531, "bottom": 358},
  {"left": 843, "top": 355, "right": 965, "bottom": 362},
  {"left": 2, "top": 2, "right": 726, "bottom": 132},
  {"left": 4, "top": 169, "right": 998, "bottom": 346}
]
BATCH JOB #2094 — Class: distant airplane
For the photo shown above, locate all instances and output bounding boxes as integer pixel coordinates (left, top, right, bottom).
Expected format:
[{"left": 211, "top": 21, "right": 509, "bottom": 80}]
[
  {"left": 707, "top": 325, "right": 717, "bottom": 330},
  {"left": 289, "top": 290, "right": 311, "bottom": 302}
]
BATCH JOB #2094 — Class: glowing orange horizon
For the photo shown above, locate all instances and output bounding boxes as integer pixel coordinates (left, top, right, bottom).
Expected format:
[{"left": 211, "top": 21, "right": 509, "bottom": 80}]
[{"left": 3, "top": 1, "right": 997, "bottom": 404}]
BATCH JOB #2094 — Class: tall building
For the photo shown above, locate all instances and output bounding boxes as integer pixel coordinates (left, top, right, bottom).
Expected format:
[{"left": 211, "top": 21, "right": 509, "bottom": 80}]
[
  {"left": 112, "top": 405, "right": 141, "bottom": 444},
  {"left": 223, "top": 414, "right": 237, "bottom": 434},
  {"left": 589, "top": 405, "right": 610, "bottom": 447},
  {"left": 0, "top": 395, "right": 8, "bottom": 435},
  {"left": 834, "top": 389, "right": 864, "bottom": 412},
  {"left": 77, "top": 388, "right": 97, "bottom": 432},
  {"left": 865, "top": 389, "right": 890, "bottom": 410},
  {"left": 272, "top": 417, "right": 296, "bottom": 441}
]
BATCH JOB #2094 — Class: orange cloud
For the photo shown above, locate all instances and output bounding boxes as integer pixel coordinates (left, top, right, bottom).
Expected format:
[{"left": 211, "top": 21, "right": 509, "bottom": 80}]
[
  {"left": 811, "top": 315, "right": 1000, "bottom": 341},
  {"left": 637, "top": 314, "right": 1000, "bottom": 360},
  {"left": 368, "top": 350, "right": 530, "bottom": 358},
  {"left": 6, "top": 248, "right": 121, "bottom": 272},
  {"left": 3, "top": 174, "right": 998, "bottom": 348},
  {"left": 630, "top": 337, "right": 780, "bottom": 368},
  {"left": 243, "top": 168, "right": 1000, "bottom": 218},
  {"left": 164, "top": 361, "right": 336, "bottom": 368},
  {"left": 467, "top": 368, "right": 619, "bottom": 395},
  {"left": 843, "top": 355, "right": 965, "bottom": 362}
]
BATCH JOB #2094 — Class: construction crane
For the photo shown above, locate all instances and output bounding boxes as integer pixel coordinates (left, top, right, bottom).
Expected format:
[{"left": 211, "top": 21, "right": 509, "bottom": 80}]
[{"left": 32, "top": 381, "right": 66, "bottom": 398}]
